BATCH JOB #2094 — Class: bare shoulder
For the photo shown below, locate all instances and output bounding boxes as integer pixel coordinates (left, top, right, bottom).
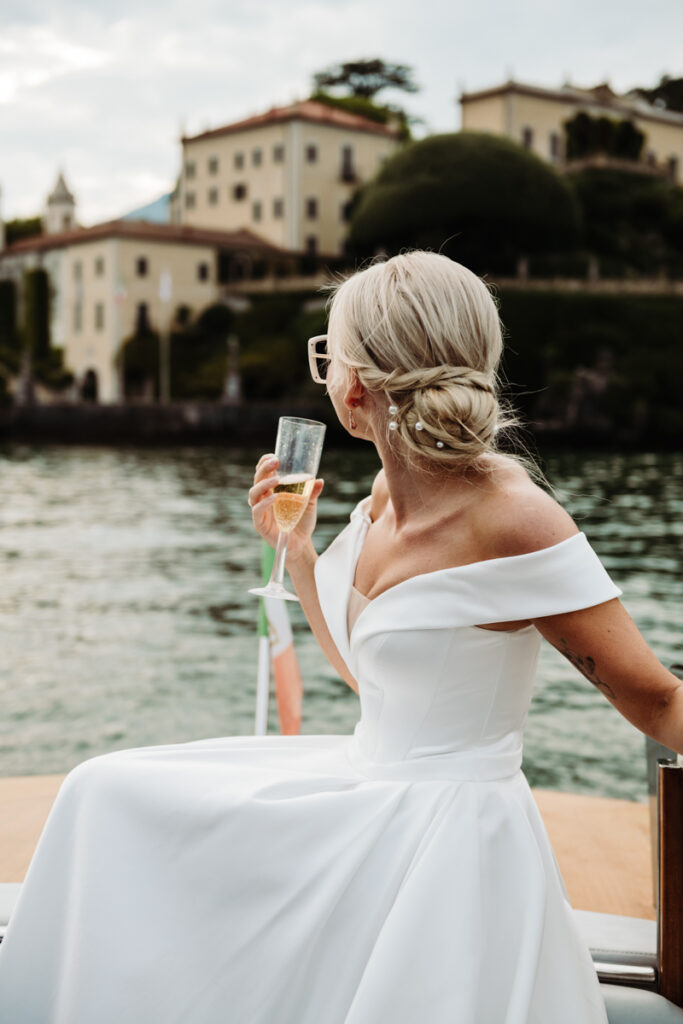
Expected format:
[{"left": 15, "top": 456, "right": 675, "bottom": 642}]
[
  {"left": 474, "top": 456, "right": 579, "bottom": 559},
  {"left": 369, "top": 468, "right": 390, "bottom": 520}
]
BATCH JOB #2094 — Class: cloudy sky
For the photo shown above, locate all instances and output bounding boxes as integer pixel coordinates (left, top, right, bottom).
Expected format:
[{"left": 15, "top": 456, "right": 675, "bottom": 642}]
[{"left": 2, "top": 0, "right": 681, "bottom": 225}]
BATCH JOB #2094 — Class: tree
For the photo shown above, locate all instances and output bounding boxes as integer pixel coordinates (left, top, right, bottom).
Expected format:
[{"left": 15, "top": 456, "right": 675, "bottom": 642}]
[
  {"left": 312, "top": 59, "right": 418, "bottom": 100},
  {"left": 564, "top": 112, "right": 645, "bottom": 161},
  {"left": 630, "top": 74, "right": 683, "bottom": 113},
  {"left": 566, "top": 169, "right": 683, "bottom": 276},
  {"left": 348, "top": 132, "right": 582, "bottom": 274},
  {"left": 5, "top": 217, "right": 42, "bottom": 246},
  {"left": 311, "top": 90, "right": 413, "bottom": 140}
]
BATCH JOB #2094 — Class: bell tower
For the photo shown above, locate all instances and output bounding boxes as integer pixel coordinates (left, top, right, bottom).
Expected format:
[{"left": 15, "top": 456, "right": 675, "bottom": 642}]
[{"left": 45, "top": 172, "right": 76, "bottom": 234}]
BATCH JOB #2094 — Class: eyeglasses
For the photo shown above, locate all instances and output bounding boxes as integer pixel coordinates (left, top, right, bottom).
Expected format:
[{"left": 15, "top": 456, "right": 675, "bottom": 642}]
[{"left": 308, "top": 335, "right": 330, "bottom": 384}]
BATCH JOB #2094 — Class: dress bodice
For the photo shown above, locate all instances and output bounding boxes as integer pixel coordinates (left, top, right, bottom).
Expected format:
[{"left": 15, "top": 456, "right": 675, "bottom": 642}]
[{"left": 315, "top": 496, "right": 622, "bottom": 779}]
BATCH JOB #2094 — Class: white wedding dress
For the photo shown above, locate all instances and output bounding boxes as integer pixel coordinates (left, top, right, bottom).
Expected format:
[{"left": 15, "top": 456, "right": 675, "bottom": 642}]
[{"left": 0, "top": 496, "right": 622, "bottom": 1024}]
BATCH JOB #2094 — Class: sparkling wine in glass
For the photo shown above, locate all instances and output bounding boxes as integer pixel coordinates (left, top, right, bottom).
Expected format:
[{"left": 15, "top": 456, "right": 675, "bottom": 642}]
[{"left": 249, "top": 416, "right": 326, "bottom": 601}]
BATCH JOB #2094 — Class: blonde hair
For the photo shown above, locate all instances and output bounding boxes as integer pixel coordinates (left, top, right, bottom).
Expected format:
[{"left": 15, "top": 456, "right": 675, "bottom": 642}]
[{"left": 327, "top": 251, "right": 517, "bottom": 470}]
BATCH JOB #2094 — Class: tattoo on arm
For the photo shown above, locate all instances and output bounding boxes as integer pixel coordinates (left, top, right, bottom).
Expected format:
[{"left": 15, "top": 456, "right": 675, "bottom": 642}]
[{"left": 557, "top": 638, "right": 617, "bottom": 701}]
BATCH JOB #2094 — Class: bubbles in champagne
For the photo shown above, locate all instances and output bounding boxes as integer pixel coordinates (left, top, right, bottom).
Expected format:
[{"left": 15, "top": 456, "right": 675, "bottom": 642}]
[{"left": 273, "top": 474, "right": 315, "bottom": 533}]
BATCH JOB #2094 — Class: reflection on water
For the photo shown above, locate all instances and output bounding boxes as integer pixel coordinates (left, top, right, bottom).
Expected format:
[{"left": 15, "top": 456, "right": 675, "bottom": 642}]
[{"left": 0, "top": 445, "right": 681, "bottom": 800}]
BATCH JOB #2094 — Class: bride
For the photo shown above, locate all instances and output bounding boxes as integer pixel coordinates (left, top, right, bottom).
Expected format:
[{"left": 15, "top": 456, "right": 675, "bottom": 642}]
[{"left": 1, "top": 251, "right": 681, "bottom": 1024}]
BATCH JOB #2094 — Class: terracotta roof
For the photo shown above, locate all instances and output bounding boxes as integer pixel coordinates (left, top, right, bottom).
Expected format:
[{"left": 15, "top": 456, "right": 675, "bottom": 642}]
[
  {"left": 459, "top": 78, "right": 683, "bottom": 128},
  {"left": 182, "top": 99, "right": 400, "bottom": 144},
  {"left": 2, "top": 220, "right": 289, "bottom": 256}
]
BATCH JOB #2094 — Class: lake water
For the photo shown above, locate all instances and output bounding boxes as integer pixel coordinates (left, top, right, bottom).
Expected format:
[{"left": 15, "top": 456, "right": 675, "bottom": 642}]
[{"left": 0, "top": 445, "right": 681, "bottom": 801}]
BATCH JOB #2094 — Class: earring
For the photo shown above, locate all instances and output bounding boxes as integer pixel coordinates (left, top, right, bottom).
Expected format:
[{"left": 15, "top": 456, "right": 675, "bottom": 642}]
[{"left": 349, "top": 410, "right": 357, "bottom": 431}]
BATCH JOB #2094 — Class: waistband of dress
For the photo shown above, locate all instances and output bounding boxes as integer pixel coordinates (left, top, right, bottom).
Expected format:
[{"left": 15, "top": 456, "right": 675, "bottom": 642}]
[{"left": 344, "top": 734, "right": 522, "bottom": 782}]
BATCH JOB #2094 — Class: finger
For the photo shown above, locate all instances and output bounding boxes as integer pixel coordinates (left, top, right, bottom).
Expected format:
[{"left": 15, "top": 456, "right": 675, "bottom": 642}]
[
  {"left": 311, "top": 479, "right": 324, "bottom": 499},
  {"left": 248, "top": 474, "right": 279, "bottom": 506},
  {"left": 255, "top": 452, "right": 277, "bottom": 471},
  {"left": 252, "top": 494, "right": 275, "bottom": 515},
  {"left": 254, "top": 456, "right": 279, "bottom": 483}
]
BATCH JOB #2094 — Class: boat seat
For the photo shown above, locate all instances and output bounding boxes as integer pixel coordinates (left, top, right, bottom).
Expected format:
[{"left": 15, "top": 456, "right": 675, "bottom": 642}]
[
  {"left": 573, "top": 907, "right": 657, "bottom": 970},
  {"left": 602, "top": 984, "right": 683, "bottom": 1023}
]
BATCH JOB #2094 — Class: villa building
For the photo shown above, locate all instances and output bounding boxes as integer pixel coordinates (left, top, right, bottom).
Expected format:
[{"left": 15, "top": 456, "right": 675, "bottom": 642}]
[
  {"left": 0, "top": 196, "right": 288, "bottom": 402},
  {"left": 459, "top": 79, "right": 683, "bottom": 185},
  {"left": 177, "top": 100, "right": 401, "bottom": 255}
]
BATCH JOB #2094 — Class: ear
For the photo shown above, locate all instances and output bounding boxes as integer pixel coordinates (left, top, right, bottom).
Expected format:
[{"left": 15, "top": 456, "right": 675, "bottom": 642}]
[{"left": 343, "top": 371, "right": 365, "bottom": 410}]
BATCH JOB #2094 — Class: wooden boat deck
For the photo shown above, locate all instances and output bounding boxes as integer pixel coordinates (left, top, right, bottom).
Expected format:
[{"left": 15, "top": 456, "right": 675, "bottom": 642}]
[{"left": 0, "top": 775, "right": 655, "bottom": 921}]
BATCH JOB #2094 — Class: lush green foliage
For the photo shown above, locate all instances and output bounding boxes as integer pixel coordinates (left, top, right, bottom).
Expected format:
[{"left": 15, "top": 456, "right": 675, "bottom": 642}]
[
  {"left": 4, "top": 217, "right": 42, "bottom": 246},
  {"left": 349, "top": 132, "right": 582, "bottom": 273},
  {"left": 565, "top": 113, "right": 645, "bottom": 161},
  {"left": 24, "top": 269, "right": 50, "bottom": 358},
  {"left": 498, "top": 288, "right": 683, "bottom": 441},
  {"left": 312, "top": 91, "right": 411, "bottom": 140},
  {"left": 312, "top": 60, "right": 418, "bottom": 100},
  {"left": 566, "top": 170, "right": 683, "bottom": 276},
  {"left": 630, "top": 74, "right": 683, "bottom": 113}
]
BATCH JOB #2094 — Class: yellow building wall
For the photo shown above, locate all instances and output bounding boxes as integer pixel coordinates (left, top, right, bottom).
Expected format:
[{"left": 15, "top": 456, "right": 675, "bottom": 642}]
[
  {"left": 181, "top": 118, "right": 398, "bottom": 254},
  {"left": 462, "top": 89, "right": 683, "bottom": 183},
  {"left": 59, "top": 237, "right": 219, "bottom": 402},
  {"left": 460, "top": 94, "right": 507, "bottom": 134},
  {"left": 180, "top": 123, "right": 290, "bottom": 247},
  {"left": 296, "top": 121, "right": 396, "bottom": 255}
]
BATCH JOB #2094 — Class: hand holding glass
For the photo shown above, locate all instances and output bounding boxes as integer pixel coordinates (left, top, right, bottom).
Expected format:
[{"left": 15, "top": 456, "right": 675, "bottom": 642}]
[{"left": 249, "top": 417, "right": 326, "bottom": 601}]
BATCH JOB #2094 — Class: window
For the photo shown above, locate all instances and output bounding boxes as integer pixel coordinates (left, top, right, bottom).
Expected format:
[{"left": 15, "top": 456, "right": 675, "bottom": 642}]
[
  {"left": 198, "top": 262, "right": 209, "bottom": 282},
  {"left": 252, "top": 200, "right": 262, "bottom": 222},
  {"left": 73, "top": 261, "right": 82, "bottom": 281},
  {"left": 208, "top": 187, "right": 219, "bottom": 205},
  {"left": 73, "top": 303, "right": 82, "bottom": 332},
  {"left": 668, "top": 155, "right": 679, "bottom": 182},
  {"left": 273, "top": 144, "right": 285, "bottom": 163},
  {"left": 185, "top": 191, "right": 196, "bottom": 209},
  {"left": 549, "top": 132, "right": 561, "bottom": 160},
  {"left": 95, "top": 256, "right": 105, "bottom": 277},
  {"left": 252, "top": 148, "right": 262, "bottom": 167},
  {"left": 273, "top": 197, "right": 284, "bottom": 218},
  {"left": 136, "top": 303, "right": 149, "bottom": 333},
  {"left": 340, "top": 144, "right": 355, "bottom": 181},
  {"left": 185, "top": 160, "right": 196, "bottom": 179},
  {"left": 305, "top": 235, "right": 318, "bottom": 255},
  {"left": 305, "top": 144, "right": 318, "bottom": 163},
  {"left": 234, "top": 152, "right": 244, "bottom": 170},
  {"left": 340, "top": 201, "right": 353, "bottom": 223},
  {"left": 233, "top": 183, "right": 247, "bottom": 201},
  {"left": 306, "top": 198, "right": 318, "bottom": 220},
  {"left": 136, "top": 257, "right": 148, "bottom": 277},
  {"left": 208, "top": 156, "right": 219, "bottom": 175},
  {"left": 646, "top": 150, "right": 657, "bottom": 167},
  {"left": 95, "top": 302, "right": 105, "bottom": 330},
  {"left": 62, "top": 214, "right": 72, "bottom": 231},
  {"left": 522, "top": 126, "right": 534, "bottom": 149}
]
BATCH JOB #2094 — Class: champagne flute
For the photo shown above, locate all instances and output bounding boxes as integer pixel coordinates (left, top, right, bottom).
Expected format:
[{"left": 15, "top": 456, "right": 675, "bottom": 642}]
[{"left": 249, "top": 416, "right": 326, "bottom": 601}]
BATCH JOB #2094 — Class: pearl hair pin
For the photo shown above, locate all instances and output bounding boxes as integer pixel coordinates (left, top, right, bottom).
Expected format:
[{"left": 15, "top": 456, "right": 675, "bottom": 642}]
[
  {"left": 415, "top": 422, "right": 423, "bottom": 431},
  {"left": 388, "top": 403, "right": 398, "bottom": 431},
  {"left": 436, "top": 441, "right": 444, "bottom": 448}
]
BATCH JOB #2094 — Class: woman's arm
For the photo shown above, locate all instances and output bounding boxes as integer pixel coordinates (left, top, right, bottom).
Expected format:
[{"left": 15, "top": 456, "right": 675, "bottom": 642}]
[
  {"left": 249, "top": 454, "right": 359, "bottom": 694},
  {"left": 287, "top": 544, "right": 359, "bottom": 694},
  {"left": 533, "top": 599, "right": 683, "bottom": 753}
]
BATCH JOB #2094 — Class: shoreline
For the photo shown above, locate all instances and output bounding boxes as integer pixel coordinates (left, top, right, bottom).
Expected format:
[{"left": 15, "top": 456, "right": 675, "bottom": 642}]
[{"left": 0, "top": 773, "right": 655, "bottom": 921}]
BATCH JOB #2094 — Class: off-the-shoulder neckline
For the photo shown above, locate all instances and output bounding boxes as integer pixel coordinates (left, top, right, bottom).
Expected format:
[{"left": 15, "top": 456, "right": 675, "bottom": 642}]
[
  {"left": 349, "top": 493, "right": 584, "bottom": 598},
  {"left": 334, "top": 495, "right": 590, "bottom": 644}
]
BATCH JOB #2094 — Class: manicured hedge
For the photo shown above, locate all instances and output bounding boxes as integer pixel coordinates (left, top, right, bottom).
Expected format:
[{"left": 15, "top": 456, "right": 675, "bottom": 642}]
[{"left": 497, "top": 288, "right": 683, "bottom": 442}]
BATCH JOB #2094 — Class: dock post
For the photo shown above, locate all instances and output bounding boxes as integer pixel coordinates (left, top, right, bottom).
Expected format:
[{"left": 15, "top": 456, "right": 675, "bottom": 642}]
[{"left": 657, "top": 757, "right": 683, "bottom": 1006}]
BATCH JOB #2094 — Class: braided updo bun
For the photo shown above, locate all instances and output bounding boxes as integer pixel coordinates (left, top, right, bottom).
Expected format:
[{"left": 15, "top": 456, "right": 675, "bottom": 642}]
[{"left": 327, "top": 251, "right": 514, "bottom": 468}]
